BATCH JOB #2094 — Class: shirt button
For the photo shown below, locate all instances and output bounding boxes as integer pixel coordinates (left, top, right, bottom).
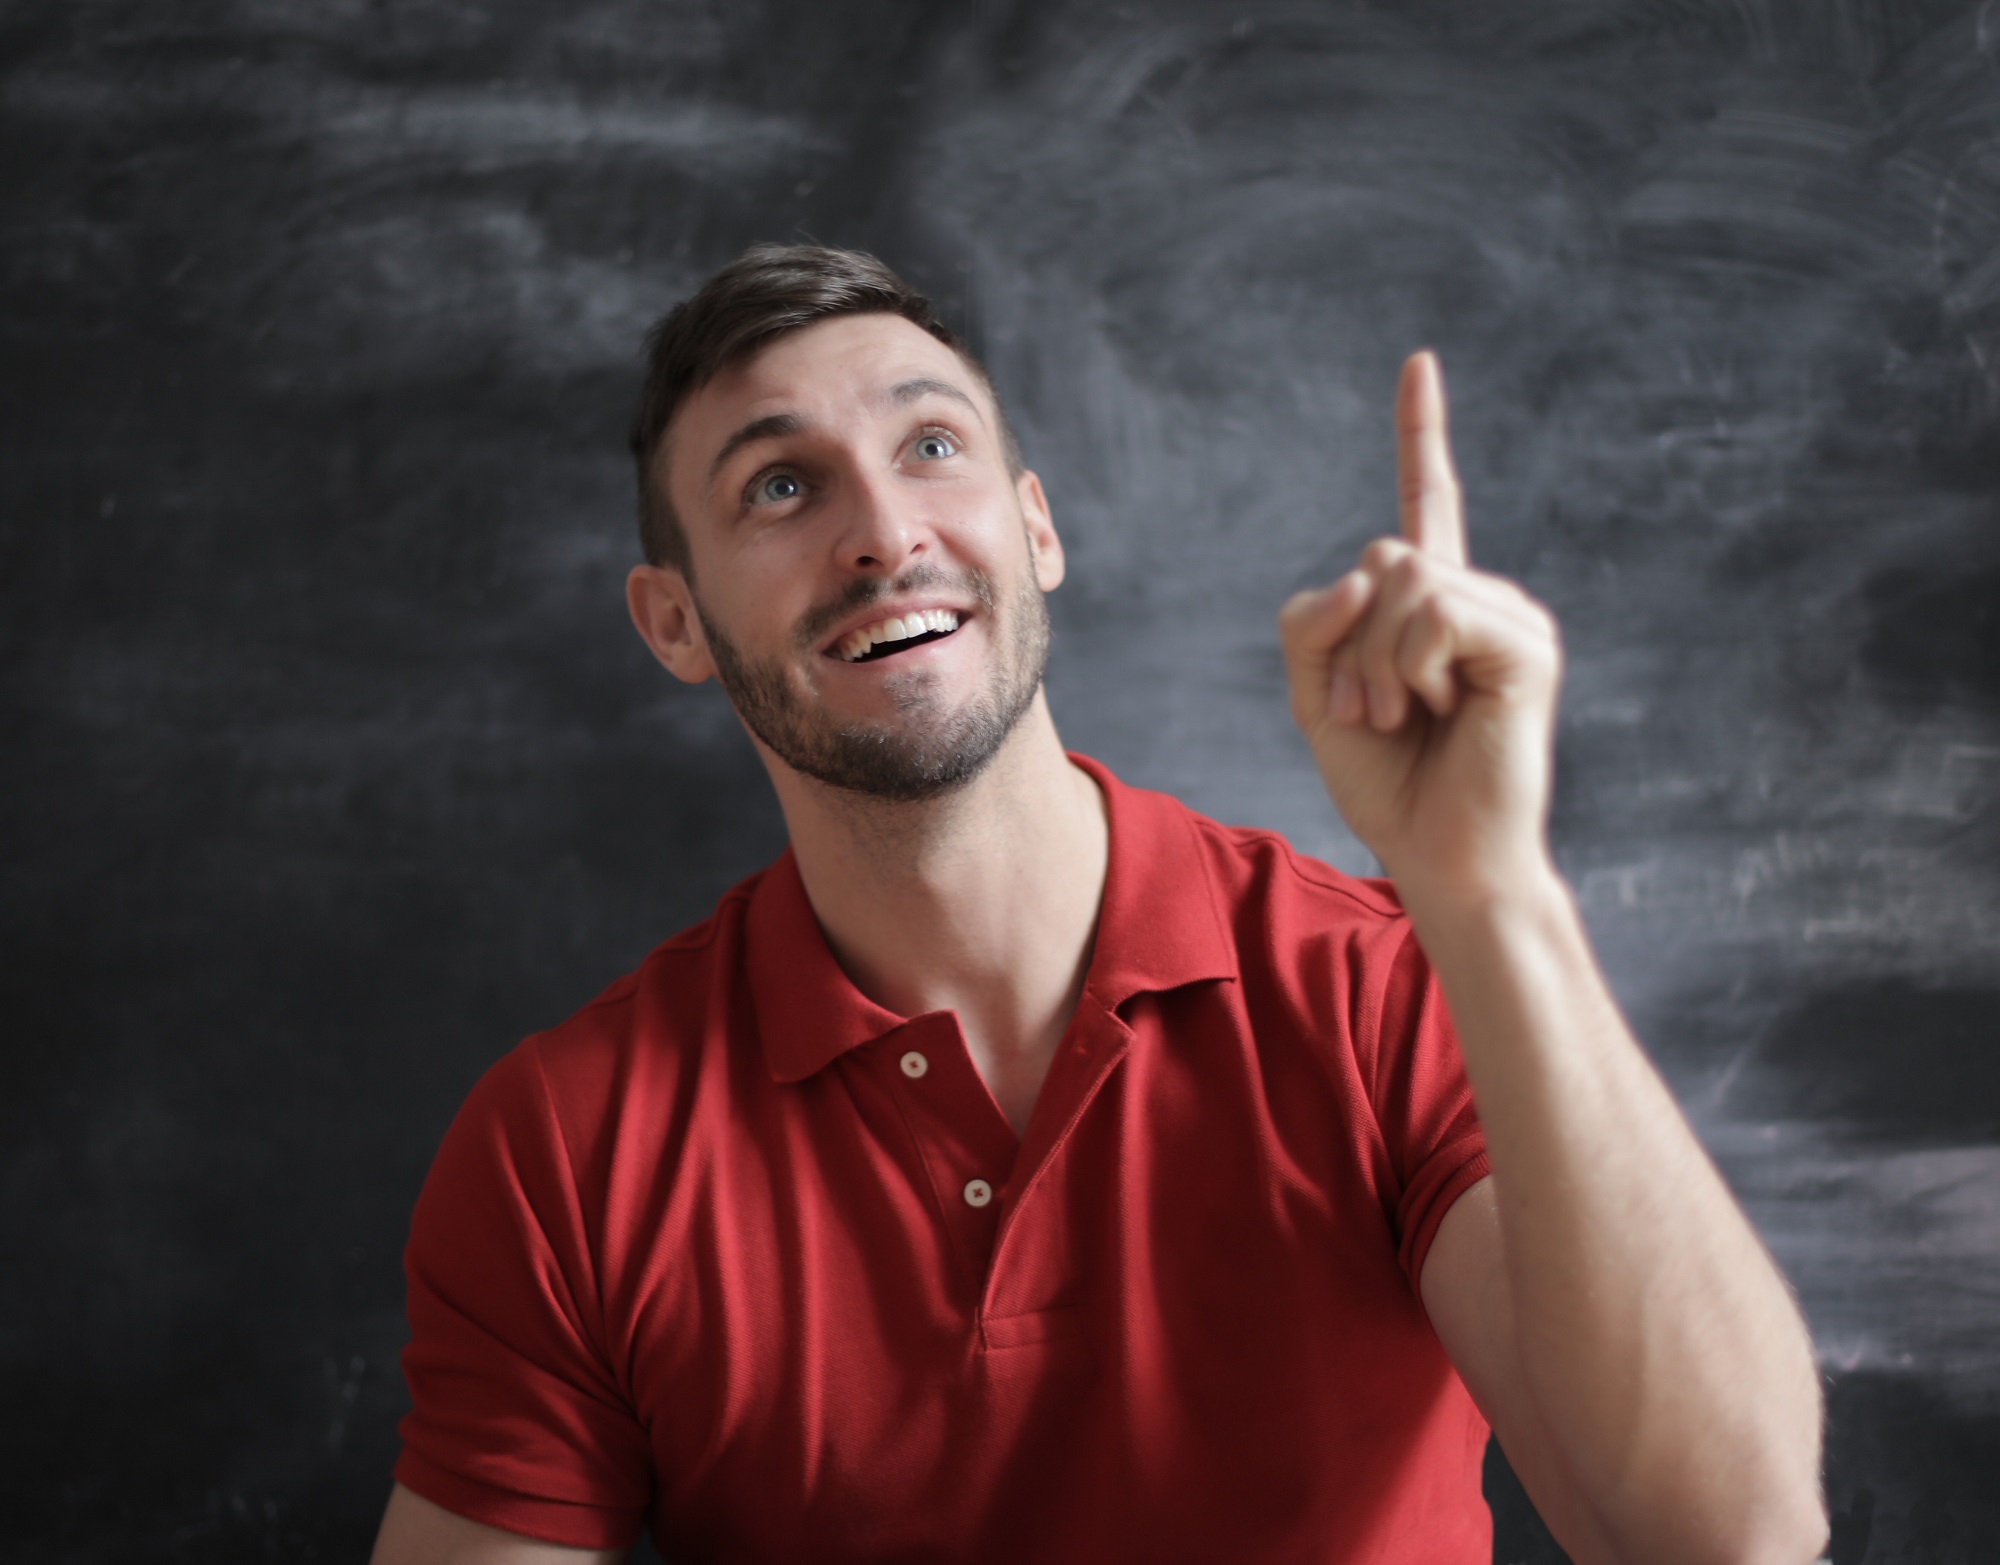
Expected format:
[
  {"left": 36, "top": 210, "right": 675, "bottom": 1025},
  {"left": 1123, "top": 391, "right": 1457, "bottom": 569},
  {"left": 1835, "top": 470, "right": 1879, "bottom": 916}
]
[
  {"left": 899, "top": 1050, "right": 929, "bottom": 1079},
  {"left": 962, "top": 1178, "right": 993, "bottom": 1208}
]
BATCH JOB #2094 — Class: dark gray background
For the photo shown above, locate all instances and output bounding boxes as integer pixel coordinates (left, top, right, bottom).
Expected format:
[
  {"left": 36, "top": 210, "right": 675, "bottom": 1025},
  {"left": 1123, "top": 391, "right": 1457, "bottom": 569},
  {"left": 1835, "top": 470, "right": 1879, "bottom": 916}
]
[{"left": 4, "top": 1, "right": 1997, "bottom": 1560}]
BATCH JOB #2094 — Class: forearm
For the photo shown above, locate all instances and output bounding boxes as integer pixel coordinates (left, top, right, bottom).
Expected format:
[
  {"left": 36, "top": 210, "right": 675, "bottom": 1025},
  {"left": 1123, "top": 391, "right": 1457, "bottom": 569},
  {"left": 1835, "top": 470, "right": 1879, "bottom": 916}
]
[
  {"left": 1405, "top": 865, "right": 1825, "bottom": 1565},
  {"left": 1283, "top": 351, "right": 1826, "bottom": 1559}
]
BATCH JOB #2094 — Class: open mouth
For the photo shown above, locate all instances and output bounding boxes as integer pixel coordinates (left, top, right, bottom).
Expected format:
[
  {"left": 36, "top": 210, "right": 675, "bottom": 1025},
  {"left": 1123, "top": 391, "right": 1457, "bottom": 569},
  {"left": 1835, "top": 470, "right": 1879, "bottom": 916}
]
[{"left": 833, "top": 608, "right": 963, "bottom": 664}]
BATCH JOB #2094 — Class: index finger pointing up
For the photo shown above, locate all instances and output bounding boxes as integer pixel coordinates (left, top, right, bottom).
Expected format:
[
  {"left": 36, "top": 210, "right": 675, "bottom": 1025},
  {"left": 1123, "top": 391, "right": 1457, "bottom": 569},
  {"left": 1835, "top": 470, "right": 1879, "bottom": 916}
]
[{"left": 1395, "top": 350, "right": 1468, "bottom": 567}]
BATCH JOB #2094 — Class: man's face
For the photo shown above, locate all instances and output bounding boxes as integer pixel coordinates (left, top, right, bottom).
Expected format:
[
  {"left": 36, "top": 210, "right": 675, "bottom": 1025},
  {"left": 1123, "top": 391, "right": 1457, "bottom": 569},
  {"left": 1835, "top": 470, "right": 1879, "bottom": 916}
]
[{"left": 635, "top": 313, "right": 1064, "bottom": 801}]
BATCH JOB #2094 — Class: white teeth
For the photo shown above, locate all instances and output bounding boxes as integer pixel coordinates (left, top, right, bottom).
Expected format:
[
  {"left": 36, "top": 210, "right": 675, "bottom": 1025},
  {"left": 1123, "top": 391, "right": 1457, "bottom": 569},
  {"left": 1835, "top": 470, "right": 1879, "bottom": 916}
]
[{"left": 835, "top": 608, "right": 962, "bottom": 661}]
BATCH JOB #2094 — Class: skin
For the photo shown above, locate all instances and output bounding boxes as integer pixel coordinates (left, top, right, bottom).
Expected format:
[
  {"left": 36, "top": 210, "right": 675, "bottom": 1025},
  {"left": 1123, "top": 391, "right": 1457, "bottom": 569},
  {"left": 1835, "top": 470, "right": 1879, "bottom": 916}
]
[
  {"left": 372, "top": 322, "right": 1828, "bottom": 1565},
  {"left": 625, "top": 314, "right": 1108, "bottom": 1135},
  {"left": 1283, "top": 356, "right": 1826, "bottom": 1564}
]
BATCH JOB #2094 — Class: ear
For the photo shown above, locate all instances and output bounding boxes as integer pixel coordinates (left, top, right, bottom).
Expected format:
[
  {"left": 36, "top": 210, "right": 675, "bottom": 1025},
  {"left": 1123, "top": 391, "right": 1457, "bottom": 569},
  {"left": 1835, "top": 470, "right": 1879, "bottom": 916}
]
[
  {"left": 1016, "top": 470, "right": 1065, "bottom": 592},
  {"left": 626, "top": 564, "right": 717, "bottom": 684}
]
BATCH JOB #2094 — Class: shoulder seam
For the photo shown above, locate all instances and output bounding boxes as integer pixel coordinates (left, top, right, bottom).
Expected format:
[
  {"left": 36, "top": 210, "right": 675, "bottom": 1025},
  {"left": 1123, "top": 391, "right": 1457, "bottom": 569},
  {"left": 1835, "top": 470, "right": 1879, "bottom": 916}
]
[
  {"left": 649, "top": 876, "right": 760, "bottom": 958},
  {"left": 565, "top": 878, "right": 758, "bottom": 1022},
  {"left": 1188, "top": 814, "right": 1405, "bottom": 921}
]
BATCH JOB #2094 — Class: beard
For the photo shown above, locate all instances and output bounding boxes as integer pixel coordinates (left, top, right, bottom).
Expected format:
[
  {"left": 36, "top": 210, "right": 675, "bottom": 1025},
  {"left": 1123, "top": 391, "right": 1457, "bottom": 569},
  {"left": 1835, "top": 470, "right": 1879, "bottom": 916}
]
[{"left": 695, "top": 555, "right": 1052, "bottom": 803}]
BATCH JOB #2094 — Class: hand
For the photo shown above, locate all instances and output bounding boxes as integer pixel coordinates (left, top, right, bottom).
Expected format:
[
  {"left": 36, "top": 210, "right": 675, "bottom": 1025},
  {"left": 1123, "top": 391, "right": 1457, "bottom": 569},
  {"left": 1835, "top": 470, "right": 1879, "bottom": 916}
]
[{"left": 1277, "top": 352, "right": 1562, "bottom": 904}]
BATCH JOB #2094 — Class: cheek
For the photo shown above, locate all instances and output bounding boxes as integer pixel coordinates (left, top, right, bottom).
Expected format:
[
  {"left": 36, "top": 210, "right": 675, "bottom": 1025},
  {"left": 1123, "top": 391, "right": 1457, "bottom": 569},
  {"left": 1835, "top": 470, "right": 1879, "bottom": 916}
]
[{"left": 713, "top": 547, "right": 811, "bottom": 634}]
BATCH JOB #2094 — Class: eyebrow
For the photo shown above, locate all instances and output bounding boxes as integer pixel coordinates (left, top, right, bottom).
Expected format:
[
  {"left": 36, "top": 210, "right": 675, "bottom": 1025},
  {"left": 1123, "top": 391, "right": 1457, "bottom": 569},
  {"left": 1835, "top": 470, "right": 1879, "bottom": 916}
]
[
  {"left": 703, "top": 377, "right": 987, "bottom": 491},
  {"left": 885, "top": 376, "right": 983, "bottom": 418},
  {"left": 707, "top": 411, "right": 806, "bottom": 486}
]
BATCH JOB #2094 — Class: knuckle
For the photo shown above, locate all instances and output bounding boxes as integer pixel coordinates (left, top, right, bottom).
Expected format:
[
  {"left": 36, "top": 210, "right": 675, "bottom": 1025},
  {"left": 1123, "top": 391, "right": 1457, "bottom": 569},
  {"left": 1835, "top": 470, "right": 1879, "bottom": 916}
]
[
  {"left": 1388, "top": 552, "right": 1430, "bottom": 592},
  {"left": 1359, "top": 537, "right": 1405, "bottom": 574}
]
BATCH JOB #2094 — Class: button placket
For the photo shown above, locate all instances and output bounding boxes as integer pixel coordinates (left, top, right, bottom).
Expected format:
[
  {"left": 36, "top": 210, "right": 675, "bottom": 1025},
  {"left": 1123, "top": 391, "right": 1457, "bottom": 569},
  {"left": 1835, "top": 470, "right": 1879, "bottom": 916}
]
[
  {"left": 980, "top": 1000, "right": 1135, "bottom": 1331},
  {"left": 879, "top": 1016, "right": 1014, "bottom": 1291}
]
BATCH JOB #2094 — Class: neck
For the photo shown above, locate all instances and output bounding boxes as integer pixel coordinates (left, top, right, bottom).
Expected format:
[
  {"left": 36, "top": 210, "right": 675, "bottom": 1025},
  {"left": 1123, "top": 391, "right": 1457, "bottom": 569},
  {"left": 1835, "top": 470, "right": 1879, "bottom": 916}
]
[{"left": 762, "top": 695, "right": 1109, "bottom": 1135}]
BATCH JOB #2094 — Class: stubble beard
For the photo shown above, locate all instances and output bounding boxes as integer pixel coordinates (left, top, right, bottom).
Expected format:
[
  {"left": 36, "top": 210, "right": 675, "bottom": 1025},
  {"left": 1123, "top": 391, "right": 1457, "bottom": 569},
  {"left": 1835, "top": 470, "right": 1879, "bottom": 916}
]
[{"left": 695, "top": 555, "right": 1052, "bottom": 804}]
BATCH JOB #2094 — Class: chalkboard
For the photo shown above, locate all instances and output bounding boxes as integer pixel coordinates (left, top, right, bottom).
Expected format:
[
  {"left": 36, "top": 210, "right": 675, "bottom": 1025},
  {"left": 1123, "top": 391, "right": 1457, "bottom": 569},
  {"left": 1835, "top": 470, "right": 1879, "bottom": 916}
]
[{"left": 3, "top": 2, "right": 1996, "bottom": 1559}]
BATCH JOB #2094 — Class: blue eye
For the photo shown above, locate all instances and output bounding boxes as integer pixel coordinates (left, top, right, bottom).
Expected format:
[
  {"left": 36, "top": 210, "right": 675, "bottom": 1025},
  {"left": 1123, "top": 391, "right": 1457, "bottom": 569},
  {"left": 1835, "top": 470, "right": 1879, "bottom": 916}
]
[
  {"left": 913, "top": 433, "right": 956, "bottom": 461},
  {"left": 755, "top": 472, "right": 802, "bottom": 503}
]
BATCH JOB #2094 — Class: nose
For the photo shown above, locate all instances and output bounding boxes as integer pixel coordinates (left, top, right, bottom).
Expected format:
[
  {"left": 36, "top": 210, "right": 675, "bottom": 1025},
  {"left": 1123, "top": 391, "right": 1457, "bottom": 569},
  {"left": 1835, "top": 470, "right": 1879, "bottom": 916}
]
[{"left": 834, "top": 466, "right": 928, "bottom": 576}]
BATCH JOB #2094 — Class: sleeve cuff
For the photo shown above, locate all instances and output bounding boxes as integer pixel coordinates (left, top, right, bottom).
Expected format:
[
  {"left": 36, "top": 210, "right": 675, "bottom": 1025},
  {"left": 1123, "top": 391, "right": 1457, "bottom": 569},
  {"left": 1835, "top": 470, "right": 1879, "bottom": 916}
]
[
  {"left": 1397, "top": 1140, "right": 1491, "bottom": 1298},
  {"left": 393, "top": 1446, "right": 644, "bottom": 1552}
]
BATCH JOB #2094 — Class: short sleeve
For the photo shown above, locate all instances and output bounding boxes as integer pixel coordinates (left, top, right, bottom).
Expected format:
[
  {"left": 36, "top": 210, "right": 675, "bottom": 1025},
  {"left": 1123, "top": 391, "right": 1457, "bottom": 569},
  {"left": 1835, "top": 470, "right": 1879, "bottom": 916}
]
[
  {"left": 394, "top": 1040, "right": 649, "bottom": 1550},
  {"left": 1362, "top": 924, "right": 1491, "bottom": 1293}
]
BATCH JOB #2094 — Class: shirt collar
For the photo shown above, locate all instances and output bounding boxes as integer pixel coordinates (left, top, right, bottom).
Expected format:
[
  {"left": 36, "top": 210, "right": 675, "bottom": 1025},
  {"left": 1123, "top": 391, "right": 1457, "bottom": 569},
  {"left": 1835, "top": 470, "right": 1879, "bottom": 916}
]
[
  {"left": 1067, "top": 751, "right": 1239, "bottom": 1010},
  {"left": 746, "top": 752, "right": 1239, "bottom": 1084}
]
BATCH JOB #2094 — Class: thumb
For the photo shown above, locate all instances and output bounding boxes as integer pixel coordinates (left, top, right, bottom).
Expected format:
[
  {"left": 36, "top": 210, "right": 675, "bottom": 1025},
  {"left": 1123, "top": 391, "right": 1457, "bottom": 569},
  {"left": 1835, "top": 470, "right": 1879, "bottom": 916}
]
[{"left": 1278, "top": 573, "right": 1372, "bottom": 728}]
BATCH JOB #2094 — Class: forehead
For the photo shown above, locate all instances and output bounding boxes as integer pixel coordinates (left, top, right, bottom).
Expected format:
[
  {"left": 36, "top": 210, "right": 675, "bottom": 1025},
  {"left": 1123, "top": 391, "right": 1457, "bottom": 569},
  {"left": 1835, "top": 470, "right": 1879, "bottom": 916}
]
[
  {"left": 661, "top": 314, "right": 989, "bottom": 507},
  {"left": 709, "top": 312, "right": 973, "bottom": 412}
]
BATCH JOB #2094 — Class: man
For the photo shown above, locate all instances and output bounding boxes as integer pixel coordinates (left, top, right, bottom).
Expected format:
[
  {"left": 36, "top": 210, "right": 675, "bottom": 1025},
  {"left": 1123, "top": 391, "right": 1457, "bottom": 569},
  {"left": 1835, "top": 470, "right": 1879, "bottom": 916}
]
[{"left": 371, "top": 245, "right": 1827, "bottom": 1564}]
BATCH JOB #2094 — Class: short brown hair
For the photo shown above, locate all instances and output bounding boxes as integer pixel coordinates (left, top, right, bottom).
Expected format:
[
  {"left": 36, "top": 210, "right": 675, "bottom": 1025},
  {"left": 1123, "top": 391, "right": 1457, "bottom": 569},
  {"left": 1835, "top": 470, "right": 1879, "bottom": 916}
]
[{"left": 628, "top": 243, "right": 1021, "bottom": 576}]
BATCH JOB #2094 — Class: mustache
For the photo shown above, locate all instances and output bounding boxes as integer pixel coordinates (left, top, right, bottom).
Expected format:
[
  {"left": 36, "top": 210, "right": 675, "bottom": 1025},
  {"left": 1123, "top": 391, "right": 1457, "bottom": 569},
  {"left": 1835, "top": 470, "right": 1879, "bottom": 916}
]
[{"left": 794, "top": 563, "right": 998, "bottom": 650}]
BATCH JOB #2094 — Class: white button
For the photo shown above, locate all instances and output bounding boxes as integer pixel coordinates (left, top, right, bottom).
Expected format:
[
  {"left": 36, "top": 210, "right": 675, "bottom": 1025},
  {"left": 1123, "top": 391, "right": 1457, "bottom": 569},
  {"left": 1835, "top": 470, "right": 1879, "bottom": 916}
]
[
  {"left": 962, "top": 1178, "right": 993, "bottom": 1208},
  {"left": 899, "top": 1050, "right": 929, "bottom": 1079}
]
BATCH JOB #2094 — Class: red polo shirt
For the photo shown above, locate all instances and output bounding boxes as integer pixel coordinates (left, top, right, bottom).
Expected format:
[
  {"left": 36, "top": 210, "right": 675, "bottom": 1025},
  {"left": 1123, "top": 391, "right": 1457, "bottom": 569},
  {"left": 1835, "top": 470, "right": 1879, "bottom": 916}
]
[{"left": 396, "top": 756, "right": 1493, "bottom": 1562}]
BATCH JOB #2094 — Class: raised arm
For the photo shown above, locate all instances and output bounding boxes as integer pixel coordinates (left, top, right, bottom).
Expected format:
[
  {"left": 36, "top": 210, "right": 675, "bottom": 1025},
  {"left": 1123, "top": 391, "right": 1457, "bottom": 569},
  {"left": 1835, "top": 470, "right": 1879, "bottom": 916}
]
[{"left": 1277, "top": 354, "right": 1826, "bottom": 1565}]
